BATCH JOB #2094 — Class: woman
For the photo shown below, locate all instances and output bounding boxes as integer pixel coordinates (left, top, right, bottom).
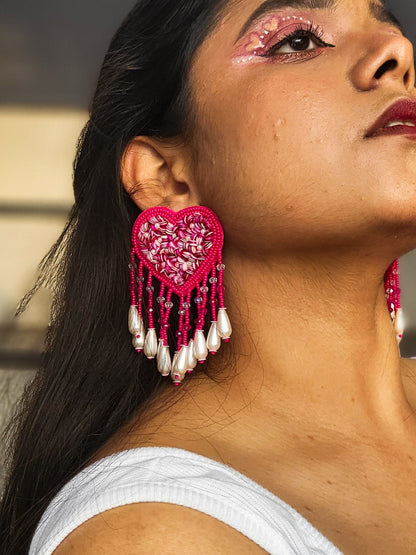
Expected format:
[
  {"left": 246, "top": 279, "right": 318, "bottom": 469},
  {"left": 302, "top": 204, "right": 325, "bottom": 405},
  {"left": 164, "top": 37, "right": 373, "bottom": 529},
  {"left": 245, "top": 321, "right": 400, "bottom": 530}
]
[{"left": 1, "top": 0, "right": 416, "bottom": 552}]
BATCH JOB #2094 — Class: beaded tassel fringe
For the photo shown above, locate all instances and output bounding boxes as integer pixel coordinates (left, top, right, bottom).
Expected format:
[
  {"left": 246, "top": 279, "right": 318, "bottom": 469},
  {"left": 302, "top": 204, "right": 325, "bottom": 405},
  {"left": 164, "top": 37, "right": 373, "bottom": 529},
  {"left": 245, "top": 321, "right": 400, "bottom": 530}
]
[{"left": 129, "top": 206, "right": 232, "bottom": 385}]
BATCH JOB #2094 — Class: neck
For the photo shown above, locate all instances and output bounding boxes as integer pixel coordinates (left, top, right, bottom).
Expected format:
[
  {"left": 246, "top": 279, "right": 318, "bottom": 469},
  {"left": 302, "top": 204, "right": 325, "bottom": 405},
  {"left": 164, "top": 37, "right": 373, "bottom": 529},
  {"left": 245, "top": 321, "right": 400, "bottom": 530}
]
[{"left": 215, "top": 249, "right": 414, "bottom": 438}]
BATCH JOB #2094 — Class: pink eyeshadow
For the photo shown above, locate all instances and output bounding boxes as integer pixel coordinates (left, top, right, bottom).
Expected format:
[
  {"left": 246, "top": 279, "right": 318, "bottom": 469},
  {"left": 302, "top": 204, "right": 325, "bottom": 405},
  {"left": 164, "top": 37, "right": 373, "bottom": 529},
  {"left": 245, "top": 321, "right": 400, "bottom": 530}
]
[{"left": 233, "top": 12, "right": 315, "bottom": 64}]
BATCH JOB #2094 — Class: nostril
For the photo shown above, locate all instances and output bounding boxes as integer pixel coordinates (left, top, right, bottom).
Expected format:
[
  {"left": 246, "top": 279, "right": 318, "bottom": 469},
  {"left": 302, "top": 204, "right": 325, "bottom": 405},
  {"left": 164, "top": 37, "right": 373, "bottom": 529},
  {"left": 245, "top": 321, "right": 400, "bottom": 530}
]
[{"left": 374, "top": 59, "right": 398, "bottom": 79}]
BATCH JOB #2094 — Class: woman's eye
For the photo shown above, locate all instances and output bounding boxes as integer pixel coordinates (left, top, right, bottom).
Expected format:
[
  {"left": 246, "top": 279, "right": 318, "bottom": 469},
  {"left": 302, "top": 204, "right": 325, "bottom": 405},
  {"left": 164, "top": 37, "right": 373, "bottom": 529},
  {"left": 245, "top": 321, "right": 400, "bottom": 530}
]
[
  {"left": 275, "top": 32, "right": 318, "bottom": 53},
  {"left": 264, "top": 29, "right": 335, "bottom": 58}
]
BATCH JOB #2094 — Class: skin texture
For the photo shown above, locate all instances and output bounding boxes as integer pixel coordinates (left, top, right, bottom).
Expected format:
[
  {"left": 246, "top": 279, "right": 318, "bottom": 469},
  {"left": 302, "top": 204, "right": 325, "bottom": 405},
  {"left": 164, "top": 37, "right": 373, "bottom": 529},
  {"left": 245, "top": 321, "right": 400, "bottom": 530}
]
[{"left": 58, "top": 0, "right": 416, "bottom": 553}]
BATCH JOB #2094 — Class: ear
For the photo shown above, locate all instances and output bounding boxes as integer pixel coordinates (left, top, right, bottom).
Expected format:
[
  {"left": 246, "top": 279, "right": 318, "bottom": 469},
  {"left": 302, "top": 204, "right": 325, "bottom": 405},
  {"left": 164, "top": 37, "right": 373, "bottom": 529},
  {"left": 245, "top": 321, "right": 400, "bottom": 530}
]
[{"left": 121, "top": 136, "right": 199, "bottom": 212}]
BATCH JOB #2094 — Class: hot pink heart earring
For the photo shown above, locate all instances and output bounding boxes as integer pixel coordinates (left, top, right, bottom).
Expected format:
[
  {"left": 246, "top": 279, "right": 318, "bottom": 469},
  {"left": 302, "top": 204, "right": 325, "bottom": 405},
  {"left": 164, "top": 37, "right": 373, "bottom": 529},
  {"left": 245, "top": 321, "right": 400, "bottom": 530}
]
[{"left": 128, "top": 206, "right": 232, "bottom": 385}]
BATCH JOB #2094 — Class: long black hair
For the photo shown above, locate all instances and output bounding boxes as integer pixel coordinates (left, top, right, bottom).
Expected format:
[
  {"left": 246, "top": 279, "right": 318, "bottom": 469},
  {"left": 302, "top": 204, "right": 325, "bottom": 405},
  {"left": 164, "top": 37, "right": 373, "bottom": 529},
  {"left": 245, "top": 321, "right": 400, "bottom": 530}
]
[{"left": 0, "top": 1, "right": 229, "bottom": 552}]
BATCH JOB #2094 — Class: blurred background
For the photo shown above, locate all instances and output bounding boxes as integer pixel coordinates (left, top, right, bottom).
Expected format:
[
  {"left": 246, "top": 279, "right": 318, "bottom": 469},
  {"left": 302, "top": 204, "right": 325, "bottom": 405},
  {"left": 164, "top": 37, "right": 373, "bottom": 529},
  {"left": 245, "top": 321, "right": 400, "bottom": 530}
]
[{"left": 0, "top": 0, "right": 416, "bottom": 417}]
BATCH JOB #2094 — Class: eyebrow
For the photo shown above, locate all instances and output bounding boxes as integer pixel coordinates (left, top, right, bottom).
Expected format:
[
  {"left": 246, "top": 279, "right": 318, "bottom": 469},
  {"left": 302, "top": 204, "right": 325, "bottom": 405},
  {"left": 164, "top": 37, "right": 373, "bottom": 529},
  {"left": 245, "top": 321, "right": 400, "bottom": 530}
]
[
  {"left": 235, "top": 0, "right": 405, "bottom": 42},
  {"left": 235, "top": 0, "right": 336, "bottom": 42}
]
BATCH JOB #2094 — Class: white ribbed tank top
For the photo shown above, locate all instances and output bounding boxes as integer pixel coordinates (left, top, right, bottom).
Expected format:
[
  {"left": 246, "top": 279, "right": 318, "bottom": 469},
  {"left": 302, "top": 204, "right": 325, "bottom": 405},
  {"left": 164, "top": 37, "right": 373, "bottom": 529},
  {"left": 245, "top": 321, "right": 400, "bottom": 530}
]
[{"left": 29, "top": 447, "right": 343, "bottom": 555}]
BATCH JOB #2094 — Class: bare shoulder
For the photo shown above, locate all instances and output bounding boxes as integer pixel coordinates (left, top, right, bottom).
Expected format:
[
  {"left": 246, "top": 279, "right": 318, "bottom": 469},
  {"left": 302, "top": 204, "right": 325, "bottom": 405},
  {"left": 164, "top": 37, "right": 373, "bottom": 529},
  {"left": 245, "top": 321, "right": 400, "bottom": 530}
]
[{"left": 53, "top": 502, "right": 265, "bottom": 554}]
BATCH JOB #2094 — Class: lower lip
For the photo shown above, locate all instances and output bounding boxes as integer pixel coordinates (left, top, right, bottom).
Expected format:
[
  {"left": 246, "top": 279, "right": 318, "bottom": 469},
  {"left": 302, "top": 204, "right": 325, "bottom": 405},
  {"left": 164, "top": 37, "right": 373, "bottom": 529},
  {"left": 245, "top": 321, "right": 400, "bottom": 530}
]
[{"left": 370, "top": 125, "right": 416, "bottom": 139}]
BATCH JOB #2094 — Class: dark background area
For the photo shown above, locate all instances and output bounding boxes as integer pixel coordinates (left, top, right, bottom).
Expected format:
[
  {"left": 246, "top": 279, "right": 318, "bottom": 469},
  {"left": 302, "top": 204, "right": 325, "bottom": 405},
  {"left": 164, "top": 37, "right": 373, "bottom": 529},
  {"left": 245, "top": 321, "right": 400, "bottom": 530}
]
[
  {"left": 0, "top": 0, "right": 136, "bottom": 107},
  {"left": 0, "top": 0, "right": 415, "bottom": 108}
]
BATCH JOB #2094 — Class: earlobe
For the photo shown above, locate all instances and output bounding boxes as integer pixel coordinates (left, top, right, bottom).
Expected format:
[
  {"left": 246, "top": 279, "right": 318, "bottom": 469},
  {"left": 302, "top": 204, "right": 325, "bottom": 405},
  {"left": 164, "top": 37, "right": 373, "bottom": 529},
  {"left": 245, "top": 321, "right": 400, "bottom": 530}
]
[{"left": 121, "top": 136, "right": 198, "bottom": 212}]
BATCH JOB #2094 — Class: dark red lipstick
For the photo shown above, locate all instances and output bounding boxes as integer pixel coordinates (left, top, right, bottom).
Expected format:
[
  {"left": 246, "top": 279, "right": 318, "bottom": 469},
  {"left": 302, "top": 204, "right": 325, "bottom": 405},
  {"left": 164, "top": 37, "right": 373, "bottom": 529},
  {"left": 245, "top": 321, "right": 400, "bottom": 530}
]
[{"left": 365, "top": 98, "right": 416, "bottom": 139}]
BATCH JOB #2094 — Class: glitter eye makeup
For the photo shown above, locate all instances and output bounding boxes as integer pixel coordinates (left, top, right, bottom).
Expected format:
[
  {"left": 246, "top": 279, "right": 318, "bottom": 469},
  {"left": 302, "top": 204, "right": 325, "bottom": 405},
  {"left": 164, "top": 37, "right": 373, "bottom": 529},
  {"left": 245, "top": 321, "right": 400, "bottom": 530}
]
[{"left": 233, "top": 13, "right": 335, "bottom": 65}]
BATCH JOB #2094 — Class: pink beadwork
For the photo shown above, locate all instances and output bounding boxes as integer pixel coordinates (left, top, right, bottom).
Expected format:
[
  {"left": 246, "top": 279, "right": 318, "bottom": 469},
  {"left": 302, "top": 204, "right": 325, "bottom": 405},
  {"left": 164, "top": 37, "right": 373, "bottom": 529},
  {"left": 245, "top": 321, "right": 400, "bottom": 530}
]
[
  {"left": 129, "top": 206, "right": 229, "bottom": 384},
  {"left": 384, "top": 259, "right": 401, "bottom": 317},
  {"left": 132, "top": 207, "right": 223, "bottom": 295}
]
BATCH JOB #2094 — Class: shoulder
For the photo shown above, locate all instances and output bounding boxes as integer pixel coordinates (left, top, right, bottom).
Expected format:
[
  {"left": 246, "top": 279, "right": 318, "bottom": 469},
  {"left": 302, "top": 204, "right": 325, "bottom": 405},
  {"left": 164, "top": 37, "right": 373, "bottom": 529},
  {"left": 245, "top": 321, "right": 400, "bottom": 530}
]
[{"left": 53, "top": 502, "right": 265, "bottom": 554}]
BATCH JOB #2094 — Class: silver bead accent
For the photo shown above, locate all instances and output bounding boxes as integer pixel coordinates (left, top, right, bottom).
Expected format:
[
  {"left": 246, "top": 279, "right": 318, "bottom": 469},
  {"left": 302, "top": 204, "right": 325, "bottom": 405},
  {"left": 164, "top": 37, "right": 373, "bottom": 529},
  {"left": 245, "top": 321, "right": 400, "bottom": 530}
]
[
  {"left": 128, "top": 305, "right": 144, "bottom": 336},
  {"left": 193, "top": 330, "right": 208, "bottom": 361},
  {"left": 216, "top": 308, "right": 232, "bottom": 339},
  {"left": 144, "top": 328, "right": 158, "bottom": 359},
  {"left": 206, "top": 321, "right": 221, "bottom": 353}
]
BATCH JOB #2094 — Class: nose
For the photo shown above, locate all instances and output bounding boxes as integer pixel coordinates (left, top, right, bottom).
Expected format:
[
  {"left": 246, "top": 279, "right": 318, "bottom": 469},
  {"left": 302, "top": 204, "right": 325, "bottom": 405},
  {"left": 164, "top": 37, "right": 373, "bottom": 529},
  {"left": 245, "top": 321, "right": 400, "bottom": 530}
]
[{"left": 350, "top": 31, "right": 415, "bottom": 92}]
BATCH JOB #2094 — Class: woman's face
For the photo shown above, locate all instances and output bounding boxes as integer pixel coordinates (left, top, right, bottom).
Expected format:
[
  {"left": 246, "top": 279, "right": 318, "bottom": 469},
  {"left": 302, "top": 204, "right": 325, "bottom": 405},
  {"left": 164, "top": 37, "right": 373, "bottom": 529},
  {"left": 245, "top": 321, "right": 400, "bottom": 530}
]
[{"left": 188, "top": 0, "right": 416, "bottom": 256}]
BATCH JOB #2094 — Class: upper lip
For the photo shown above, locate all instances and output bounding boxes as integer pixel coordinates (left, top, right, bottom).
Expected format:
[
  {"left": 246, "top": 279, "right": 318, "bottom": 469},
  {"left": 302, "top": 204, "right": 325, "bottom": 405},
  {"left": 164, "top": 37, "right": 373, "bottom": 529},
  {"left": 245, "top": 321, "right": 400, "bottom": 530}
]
[{"left": 365, "top": 97, "right": 416, "bottom": 137}]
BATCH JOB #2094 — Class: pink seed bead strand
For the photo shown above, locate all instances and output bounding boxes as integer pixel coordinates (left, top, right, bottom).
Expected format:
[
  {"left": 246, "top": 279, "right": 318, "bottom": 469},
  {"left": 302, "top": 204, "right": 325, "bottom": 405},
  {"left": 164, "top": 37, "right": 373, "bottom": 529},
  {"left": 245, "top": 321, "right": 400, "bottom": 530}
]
[
  {"left": 393, "top": 259, "right": 401, "bottom": 312},
  {"left": 209, "top": 266, "right": 217, "bottom": 322},
  {"left": 195, "top": 284, "right": 204, "bottom": 331},
  {"left": 130, "top": 250, "right": 137, "bottom": 306},
  {"left": 177, "top": 295, "right": 185, "bottom": 352},
  {"left": 138, "top": 261, "right": 144, "bottom": 319},
  {"left": 217, "top": 256, "right": 226, "bottom": 310},
  {"left": 158, "top": 284, "right": 166, "bottom": 345},
  {"left": 184, "top": 292, "right": 191, "bottom": 347},
  {"left": 200, "top": 274, "right": 210, "bottom": 329},
  {"left": 163, "top": 289, "right": 173, "bottom": 344},
  {"left": 147, "top": 272, "right": 154, "bottom": 329}
]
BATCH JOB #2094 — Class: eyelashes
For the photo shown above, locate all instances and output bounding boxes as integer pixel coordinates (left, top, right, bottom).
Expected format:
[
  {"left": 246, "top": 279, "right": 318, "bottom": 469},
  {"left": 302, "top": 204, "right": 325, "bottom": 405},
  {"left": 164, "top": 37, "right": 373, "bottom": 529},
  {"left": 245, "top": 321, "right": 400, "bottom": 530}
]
[
  {"left": 232, "top": 18, "right": 336, "bottom": 65},
  {"left": 261, "top": 22, "right": 335, "bottom": 59}
]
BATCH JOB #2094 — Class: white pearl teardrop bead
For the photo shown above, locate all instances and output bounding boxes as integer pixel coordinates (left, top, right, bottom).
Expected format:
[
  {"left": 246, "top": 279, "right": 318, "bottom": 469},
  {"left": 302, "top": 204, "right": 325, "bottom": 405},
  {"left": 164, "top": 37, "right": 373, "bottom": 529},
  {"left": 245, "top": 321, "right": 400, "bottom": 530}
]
[
  {"left": 157, "top": 339, "right": 164, "bottom": 359},
  {"left": 193, "top": 330, "right": 208, "bottom": 362},
  {"left": 206, "top": 322, "right": 221, "bottom": 353},
  {"left": 128, "top": 305, "right": 144, "bottom": 336},
  {"left": 187, "top": 339, "right": 198, "bottom": 371},
  {"left": 163, "top": 346, "right": 172, "bottom": 371},
  {"left": 157, "top": 346, "right": 172, "bottom": 376},
  {"left": 170, "top": 351, "right": 186, "bottom": 385},
  {"left": 144, "top": 328, "right": 158, "bottom": 359},
  {"left": 171, "top": 351, "right": 179, "bottom": 373},
  {"left": 176, "top": 345, "right": 189, "bottom": 373},
  {"left": 132, "top": 333, "right": 144, "bottom": 351},
  {"left": 216, "top": 308, "right": 232, "bottom": 339},
  {"left": 394, "top": 308, "right": 405, "bottom": 344}
]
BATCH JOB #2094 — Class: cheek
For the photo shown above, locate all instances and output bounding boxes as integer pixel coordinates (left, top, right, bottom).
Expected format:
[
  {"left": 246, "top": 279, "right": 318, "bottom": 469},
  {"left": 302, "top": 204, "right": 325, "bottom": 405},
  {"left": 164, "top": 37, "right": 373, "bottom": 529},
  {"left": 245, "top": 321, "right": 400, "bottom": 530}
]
[{"left": 192, "top": 81, "right": 356, "bottom": 250}]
